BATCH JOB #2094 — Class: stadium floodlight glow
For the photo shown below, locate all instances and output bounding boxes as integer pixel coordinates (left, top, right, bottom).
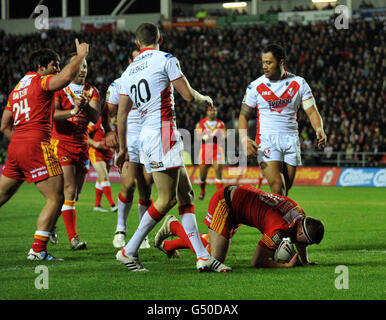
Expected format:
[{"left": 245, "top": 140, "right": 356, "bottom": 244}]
[
  {"left": 311, "top": 0, "right": 337, "bottom": 3},
  {"left": 222, "top": 2, "right": 247, "bottom": 9}
]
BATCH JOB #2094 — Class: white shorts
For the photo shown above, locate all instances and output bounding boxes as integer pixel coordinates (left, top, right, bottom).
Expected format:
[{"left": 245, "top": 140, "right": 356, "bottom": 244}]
[
  {"left": 139, "top": 126, "right": 184, "bottom": 173},
  {"left": 127, "top": 130, "right": 141, "bottom": 163},
  {"left": 257, "top": 134, "right": 302, "bottom": 167}
]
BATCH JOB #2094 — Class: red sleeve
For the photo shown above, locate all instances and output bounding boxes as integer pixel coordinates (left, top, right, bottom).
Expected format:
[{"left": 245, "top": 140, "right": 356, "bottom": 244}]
[
  {"left": 40, "top": 75, "right": 54, "bottom": 91},
  {"left": 90, "top": 86, "right": 100, "bottom": 102},
  {"left": 5, "top": 100, "right": 11, "bottom": 111}
]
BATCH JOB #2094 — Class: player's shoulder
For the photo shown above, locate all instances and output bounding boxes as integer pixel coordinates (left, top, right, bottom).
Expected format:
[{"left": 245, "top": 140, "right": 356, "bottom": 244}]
[
  {"left": 285, "top": 72, "right": 308, "bottom": 84},
  {"left": 248, "top": 75, "right": 266, "bottom": 89},
  {"left": 84, "top": 82, "right": 100, "bottom": 95},
  {"left": 218, "top": 119, "right": 226, "bottom": 127},
  {"left": 109, "top": 77, "right": 121, "bottom": 89},
  {"left": 159, "top": 50, "right": 177, "bottom": 60}
]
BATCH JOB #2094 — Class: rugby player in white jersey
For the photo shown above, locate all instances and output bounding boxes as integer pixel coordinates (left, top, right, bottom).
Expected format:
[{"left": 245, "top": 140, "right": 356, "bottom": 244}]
[
  {"left": 239, "top": 43, "right": 327, "bottom": 196},
  {"left": 115, "top": 23, "right": 232, "bottom": 272},
  {"left": 104, "top": 46, "right": 153, "bottom": 250}
]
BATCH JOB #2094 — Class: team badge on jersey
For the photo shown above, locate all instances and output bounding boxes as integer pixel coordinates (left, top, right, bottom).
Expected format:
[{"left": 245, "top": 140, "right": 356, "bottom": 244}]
[{"left": 263, "top": 148, "right": 271, "bottom": 157}]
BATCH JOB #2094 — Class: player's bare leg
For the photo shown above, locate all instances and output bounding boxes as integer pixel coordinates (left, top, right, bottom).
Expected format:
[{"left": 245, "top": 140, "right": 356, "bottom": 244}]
[
  {"left": 282, "top": 163, "right": 297, "bottom": 196},
  {"left": 135, "top": 165, "right": 153, "bottom": 202},
  {"left": 27, "top": 174, "right": 65, "bottom": 260},
  {"left": 35, "top": 175, "right": 64, "bottom": 232},
  {"left": 0, "top": 176, "right": 23, "bottom": 207},
  {"left": 199, "top": 164, "right": 210, "bottom": 200},
  {"left": 259, "top": 161, "right": 286, "bottom": 195},
  {"left": 75, "top": 170, "right": 87, "bottom": 201},
  {"left": 207, "top": 228, "right": 230, "bottom": 263},
  {"left": 93, "top": 161, "right": 109, "bottom": 183}
]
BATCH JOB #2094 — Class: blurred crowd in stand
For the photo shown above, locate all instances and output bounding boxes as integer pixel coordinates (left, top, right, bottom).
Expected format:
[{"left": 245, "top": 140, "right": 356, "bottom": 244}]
[{"left": 0, "top": 16, "right": 384, "bottom": 166}]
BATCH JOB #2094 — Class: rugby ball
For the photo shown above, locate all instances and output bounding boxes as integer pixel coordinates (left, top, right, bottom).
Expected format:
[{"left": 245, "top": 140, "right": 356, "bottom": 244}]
[{"left": 274, "top": 238, "right": 296, "bottom": 262}]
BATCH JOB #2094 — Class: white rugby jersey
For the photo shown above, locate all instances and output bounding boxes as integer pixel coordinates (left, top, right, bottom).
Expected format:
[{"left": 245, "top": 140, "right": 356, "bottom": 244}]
[
  {"left": 243, "top": 72, "right": 313, "bottom": 138},
  {"left": 120, "top": 48, "right": 183, "bottom": 129},
  {"left": 106, "top": 77, "right": 140, "bottom": 133}
]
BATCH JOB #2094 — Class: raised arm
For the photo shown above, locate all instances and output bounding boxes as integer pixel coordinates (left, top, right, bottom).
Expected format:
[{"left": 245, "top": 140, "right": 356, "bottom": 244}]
[{"left": 47, "top": 39, "right": 89, "bottom": 92}]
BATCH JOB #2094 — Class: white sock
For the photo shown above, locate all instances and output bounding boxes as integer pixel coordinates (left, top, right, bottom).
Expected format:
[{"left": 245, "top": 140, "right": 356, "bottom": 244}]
[
  {"left": 138, "top": 203, "right": 149, "bottom": 221},
  {"left": 117, "top": 197, "right": 133, "bottom": 231},
  {"left": 180, "top": 213, "right": 210, "bottom": 259},
  {"left": 124, "top": 211, "right": 158, "bottom": 257}
]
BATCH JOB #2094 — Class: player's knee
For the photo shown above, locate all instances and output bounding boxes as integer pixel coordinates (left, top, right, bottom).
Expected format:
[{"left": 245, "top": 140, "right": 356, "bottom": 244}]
[
  {"left": 64, "top": 184, "right": 77, "bottom": 199},
  {"left": 269, "top": 179, "right": 284, "bottom": 195},
  {"left": 121, "top": 178, "right": 136, "bottom": 194},
  {"left": 156, "top": 196, "right": 177, "bottom": 213}
]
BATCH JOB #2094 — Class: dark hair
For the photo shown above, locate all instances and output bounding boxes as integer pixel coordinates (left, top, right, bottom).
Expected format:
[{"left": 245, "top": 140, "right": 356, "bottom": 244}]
[
  {"left": 304, "top": 217, "right": 325, "bottom": 245},
  {"left": 262, "top": 43, "right": 286, "bottom": 62},
  {"left": 29, "top": 48, "right": 60, "bottom": 71},
  {"left": 136, "top": 23, "right": 160, "bottom": 46},
  {"left": 129, "top": 45, "right": 140, "bottom": 61},
  {"left": 65, "top": 52, "right": 77, "bottom": 65}
]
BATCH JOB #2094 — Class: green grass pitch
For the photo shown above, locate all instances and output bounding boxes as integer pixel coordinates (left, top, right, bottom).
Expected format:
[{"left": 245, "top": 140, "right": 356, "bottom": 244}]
[{"left": 0, "top": 182, "right": 385, "bottom": 300}]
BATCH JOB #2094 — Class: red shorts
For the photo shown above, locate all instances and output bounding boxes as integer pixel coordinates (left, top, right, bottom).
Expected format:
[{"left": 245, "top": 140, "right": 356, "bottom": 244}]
[
  {"left": 199, "top": 143, "right": 224, "bottom": 165},
  {"left": 89, "top": 147, "right": 114, "bottom": 167},
  {"left": 2, "top": 140, "right": 62, "bottom": 183},
  {"left": 203, "top": 187, "right": 238, "bottom": 239},
  {"left": 51, "top": 139, "right": 89, "bottom": 174}
]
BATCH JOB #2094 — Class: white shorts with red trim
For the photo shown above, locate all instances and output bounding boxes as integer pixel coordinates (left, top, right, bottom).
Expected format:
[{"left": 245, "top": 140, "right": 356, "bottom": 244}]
[
  {"left": 257, "top": 134, "right": 302, "bottom": 167},
  {"left": 127, "top": 129, "right": 141, "bottom": 164},
  {"left": 139, "top": 126, "right": 184, "bottom": 173}
]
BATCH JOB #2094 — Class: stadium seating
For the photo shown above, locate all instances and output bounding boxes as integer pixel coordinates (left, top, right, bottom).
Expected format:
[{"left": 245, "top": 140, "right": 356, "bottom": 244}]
[{"left": 0, "top": 18, "right": 384, "bottom": 166}]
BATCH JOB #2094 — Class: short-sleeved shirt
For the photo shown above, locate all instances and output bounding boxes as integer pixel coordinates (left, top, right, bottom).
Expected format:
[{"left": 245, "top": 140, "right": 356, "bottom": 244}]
[
  {"left": 6, "top": 72, "right": 55, "bottom": 142},
  {"left": 52, "top": 82, "right": 100, "bottom": 146},
  {"left": 120, "top": 48, "right": 184, "bottom": 130},
  {"left": 204, "top": 185, "right": 305, "bottom": 249},
  {"left": 231, "top": 185, "right": 305, "bottom": 250},
  {"left": 242, "top": 72, "right": 313, "bottom": 142},
  {"left": 3, "top": 72, "right": 62, "bottom": 182},
  {"left": 106, "top": 77, "right": 141, "bottom": 134}
]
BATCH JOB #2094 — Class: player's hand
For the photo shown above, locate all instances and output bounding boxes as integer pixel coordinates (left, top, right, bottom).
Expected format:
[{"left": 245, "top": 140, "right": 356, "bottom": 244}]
[
  {"left": 74, "top": 95, "right": 88, "bottom": 109},
  {"left": 316, "top": 128, "right": 327, "bottom": 148},
  {"left": 286, "top": 254, "right": 301, "bottom": 267},
  {"left": 202, "top": 95, "right": 213, "bottom": 108},
  {"left": 105, "top": 131, "right": 119, "bottom": 148},
  {"left": 75, "top": 38, "right": 89, "bottom": 58},
  {"left": 246, "top": 138, "right": 258, "bottom": 158},
  {"left": 114, "top": 150, "right": 129, "bottom": 173}
]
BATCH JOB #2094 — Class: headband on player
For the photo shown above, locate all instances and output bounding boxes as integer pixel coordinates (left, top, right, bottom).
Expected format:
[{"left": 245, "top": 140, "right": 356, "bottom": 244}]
[{"left": 301, "top": 217, "right": 313, "bottom": 244}]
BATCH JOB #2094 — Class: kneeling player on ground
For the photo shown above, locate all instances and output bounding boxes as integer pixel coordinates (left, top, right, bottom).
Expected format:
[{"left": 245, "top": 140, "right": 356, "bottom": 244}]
[{"left": 155, "top": 185, "right": 324, "bottom": 268}]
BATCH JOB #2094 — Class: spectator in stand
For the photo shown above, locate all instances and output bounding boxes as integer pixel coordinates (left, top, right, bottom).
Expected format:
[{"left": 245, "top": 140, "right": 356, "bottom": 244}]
[{"left": 0, "top": 20, "right": 384, "bottom": 167}]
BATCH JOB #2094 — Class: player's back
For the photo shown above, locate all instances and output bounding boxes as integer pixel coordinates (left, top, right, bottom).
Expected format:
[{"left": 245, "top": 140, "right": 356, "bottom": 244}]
[
  {"left": 120, "top": 49, "right": 183, "bottom": 129},
  {"left": 231, "top": 185, "right": 303, "bottom": 231},
  {"left": 6, "top": 72, "right": 55, "bottom": 143}
]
